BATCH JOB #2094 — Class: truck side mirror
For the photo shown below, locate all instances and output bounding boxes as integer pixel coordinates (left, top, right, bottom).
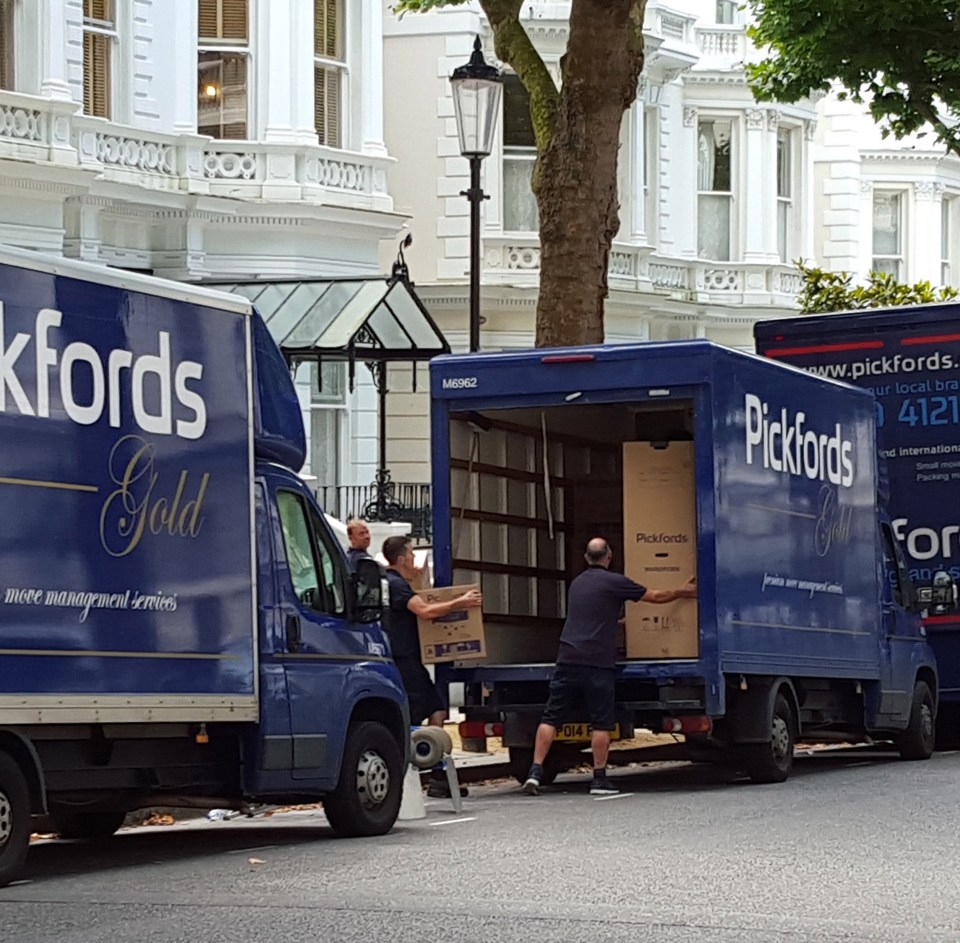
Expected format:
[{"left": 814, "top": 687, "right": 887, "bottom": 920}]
[
  {"left": 918, "top": 570, "right": 959, "bottom": 614},
  {"left": 352, "top": 557, "right": 386, "bottom": 624}
]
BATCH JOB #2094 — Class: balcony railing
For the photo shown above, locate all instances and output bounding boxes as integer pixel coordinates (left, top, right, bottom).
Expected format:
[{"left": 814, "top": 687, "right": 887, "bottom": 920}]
[
  {"left": 0, "top": 91, "right": 392, "bottom": 209},
  {"left": 482, "top": 235, "right": 802, "bottom": 305},
  {"left": 317, "top": 482, "right": 432, "bottom": 543}
]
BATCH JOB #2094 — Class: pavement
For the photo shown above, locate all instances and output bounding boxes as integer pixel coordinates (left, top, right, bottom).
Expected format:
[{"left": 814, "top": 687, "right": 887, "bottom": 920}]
[{"left": 432, "top": 739, "right": 690, "bottom": 785}]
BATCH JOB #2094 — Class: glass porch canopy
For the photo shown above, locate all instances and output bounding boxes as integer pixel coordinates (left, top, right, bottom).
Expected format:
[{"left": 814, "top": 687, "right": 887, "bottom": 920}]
[{"left": 215, "top": 275, "right": 450, "bottom": 366}]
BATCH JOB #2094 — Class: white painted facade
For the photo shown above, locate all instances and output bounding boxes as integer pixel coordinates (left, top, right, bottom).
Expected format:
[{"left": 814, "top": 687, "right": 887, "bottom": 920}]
[
  {"left": 0, "top": 0, "right": 402, "bottom": 490},
  {"left": 815, "top": 97, "right": 960, "bottom": 288}
]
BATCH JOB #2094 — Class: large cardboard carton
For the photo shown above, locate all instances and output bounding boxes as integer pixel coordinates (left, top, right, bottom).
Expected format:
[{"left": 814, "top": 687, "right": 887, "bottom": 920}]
[
  {"left": 623, "top": 441, "right": 699, "bottom": 659},
  {"left": 416, "top": 583, "right": 487, "bottom": 664}
]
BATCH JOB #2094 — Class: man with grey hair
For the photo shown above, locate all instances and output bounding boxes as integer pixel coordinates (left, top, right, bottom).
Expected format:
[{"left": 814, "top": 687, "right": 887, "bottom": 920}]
[{"left": 522, "top": 537, "right": 696, "bottom": 796}]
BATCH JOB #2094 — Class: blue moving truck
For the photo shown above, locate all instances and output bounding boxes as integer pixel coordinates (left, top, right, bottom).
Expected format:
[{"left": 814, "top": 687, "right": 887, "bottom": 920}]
[
  {"left": 755, "top": 306, "right": 960, "bottom": 745},
  {"left": 0, "top": 247, "right": 409, "bottom": 886},
  {"left": 429, "top": 341, "right": 942, "bottom": 785}
]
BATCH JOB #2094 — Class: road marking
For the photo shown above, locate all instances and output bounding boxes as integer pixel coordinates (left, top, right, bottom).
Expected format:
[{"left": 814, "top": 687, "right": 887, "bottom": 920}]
[
  {"left": 592, "top": 792, "right": 633, "bottom": 802},
  {"left": 226, "top": 845, "right": 280, "bottom": 855},
  {"left": 429, "top": 816, "right": 478, "bottom": 827}
]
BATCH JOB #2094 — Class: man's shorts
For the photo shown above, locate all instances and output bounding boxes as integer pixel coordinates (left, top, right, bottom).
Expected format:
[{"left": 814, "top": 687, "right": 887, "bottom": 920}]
[
  {"left": 396, "top": 659, "right": 445, "bottom": 724},
  {"left": 541, "top": 664, "right": 617, "bottom": 731}
]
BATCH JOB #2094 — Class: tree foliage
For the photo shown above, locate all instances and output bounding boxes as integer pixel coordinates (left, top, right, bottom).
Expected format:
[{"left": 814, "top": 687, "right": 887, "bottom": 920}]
[
  {"left": 392, "top": 0, "right": 646, "bottom": 347},
  {"left": 746, "top": 1, "right": 960, "bottom": 158},
  {"left": 797, "top": 262, "right": 959, "bottom": 315}
]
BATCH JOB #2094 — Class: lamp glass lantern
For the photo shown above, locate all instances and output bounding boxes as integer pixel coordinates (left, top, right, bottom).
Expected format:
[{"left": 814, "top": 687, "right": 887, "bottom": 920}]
[{"left": 450, "top": 37, "right": 503, "bottom": 158}]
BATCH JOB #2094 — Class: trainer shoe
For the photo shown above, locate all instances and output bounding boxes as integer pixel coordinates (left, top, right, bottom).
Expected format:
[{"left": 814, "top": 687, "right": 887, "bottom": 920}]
[
  {"left": 589, "top": 775, "right": 620, "bottom": 796},
  {"left": 521, "top": 763, "right": 543, "bottom": 796}
]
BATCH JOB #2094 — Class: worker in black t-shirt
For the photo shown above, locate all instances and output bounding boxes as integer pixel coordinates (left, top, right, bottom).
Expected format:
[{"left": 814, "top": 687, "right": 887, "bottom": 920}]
[
  {"left": 382, "top": 535, "right": 482, "bottom": 797},
  {"left": 522, "top": 537, "right": 696, "bottom": 797}
]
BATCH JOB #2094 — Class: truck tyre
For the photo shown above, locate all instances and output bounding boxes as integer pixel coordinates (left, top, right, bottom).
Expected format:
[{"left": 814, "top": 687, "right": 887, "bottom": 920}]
[
  {"left": 742, "top": 693, "right": 795, "bottom": 784},
  {"left": 508, "top": 747, "right": 560, "bottom": 786},
  {"left": 897, "top": 680, "right": 936, "bottom": 761},
  {"left": 49, "top": 804, "right": 127, "bottom": 841},
  {"left": 410, "top": 727, "right": 453, "bottom": 769},
  {"left": 0, "top": 753, "right": 31, "bottom": 888},
  {"left": 323, "top": 721, "right": 402, "bottom": 838}
]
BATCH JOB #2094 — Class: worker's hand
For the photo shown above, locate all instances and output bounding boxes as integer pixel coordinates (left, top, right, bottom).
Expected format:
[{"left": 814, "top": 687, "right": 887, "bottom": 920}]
[
  {"left": 459, "top": 589, "right": 483, "bottom": 608},
  {"left": 679, "top": 577, "right": 697, "bottom": 599}
]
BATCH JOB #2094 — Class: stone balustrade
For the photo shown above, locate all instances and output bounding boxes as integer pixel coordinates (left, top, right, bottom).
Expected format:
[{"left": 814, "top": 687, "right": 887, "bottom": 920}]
[{"left": 0, "top": 90, "right": 392, "bottom": 209}]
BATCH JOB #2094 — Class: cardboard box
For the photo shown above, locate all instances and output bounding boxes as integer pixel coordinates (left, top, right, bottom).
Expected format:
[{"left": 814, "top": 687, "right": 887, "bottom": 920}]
[
  {"left": 623, "top": 441, "right": 699, "bottom": 659},
  {"left": 416, "top": 583, "right": 486, "bottom": 664}
]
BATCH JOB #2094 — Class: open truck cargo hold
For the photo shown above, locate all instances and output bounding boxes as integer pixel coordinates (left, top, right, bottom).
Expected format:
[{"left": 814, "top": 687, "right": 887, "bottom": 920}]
[{"left": 429, "top": 341, "right": 943, "bottom": 786}]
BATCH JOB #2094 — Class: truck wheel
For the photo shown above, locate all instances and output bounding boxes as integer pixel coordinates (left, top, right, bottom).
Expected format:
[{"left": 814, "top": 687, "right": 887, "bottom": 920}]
[
  {"left": 323, "top": 721, "right": 402, "bottom": 838},
  {"left": 897, "top": 680, "right": 936, "bottom": 761},
  {"left": 742, "top": 693, "right": 795, "bottom": 784},
  {"left": 508, "top": 747, "right": 559, "bottom": 786},
  {"left": 410, "top": 727, "right": 453, "bottom": 769},
  {"left": 49, "top": 804, "right": 127, "bottom": 840},
  {"left": 0, "top": 754, "right": 31, "bottom": 888}
]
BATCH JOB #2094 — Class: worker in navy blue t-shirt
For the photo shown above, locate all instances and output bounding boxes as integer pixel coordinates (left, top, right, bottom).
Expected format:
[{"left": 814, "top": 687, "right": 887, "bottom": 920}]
[{"left": 522, "top": 537, "right": 696, "bottom": 797}]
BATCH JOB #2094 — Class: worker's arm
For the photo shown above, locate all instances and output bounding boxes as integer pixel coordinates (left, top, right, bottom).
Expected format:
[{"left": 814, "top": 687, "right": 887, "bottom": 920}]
[
  {"left": 641, "top": 577, "right": 697, "bottom": 605},
  {"left": 407, "top": 588, "right": 482, "bottom": 621}
]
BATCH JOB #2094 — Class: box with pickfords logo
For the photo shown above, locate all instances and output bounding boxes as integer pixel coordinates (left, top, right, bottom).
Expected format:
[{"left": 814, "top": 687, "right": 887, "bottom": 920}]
[
  {"left": 416, "top": 583, "right": 487, "bottom": 663},
  {"left": 623, "top": 441, "right": 699, "bottom": 659}
]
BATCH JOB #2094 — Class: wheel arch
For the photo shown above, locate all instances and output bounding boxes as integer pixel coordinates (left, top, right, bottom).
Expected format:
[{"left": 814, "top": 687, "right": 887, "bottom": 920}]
[
  {"left": 0, "top": 730, "right": 45, "bottom": 815},
  {"left": 728, "top": 676, "right": 800, "bottom": 744}
]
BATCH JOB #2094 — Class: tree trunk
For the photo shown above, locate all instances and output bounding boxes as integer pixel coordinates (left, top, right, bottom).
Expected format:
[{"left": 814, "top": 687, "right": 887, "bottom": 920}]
[{"left": 533, "top": 0, "right": 646, "bottom": 348}]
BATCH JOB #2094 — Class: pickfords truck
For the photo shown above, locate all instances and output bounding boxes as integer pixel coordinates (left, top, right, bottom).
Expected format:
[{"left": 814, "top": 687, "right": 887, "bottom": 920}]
[
  {"left": 755, "top": 306, "right": 960, "bottom": 745},
  {"left": 0, "top": 247, "right": 409, "bottom": 886},
  {"left": 429, "top": 340, "right": 951, "bottom": 785}
]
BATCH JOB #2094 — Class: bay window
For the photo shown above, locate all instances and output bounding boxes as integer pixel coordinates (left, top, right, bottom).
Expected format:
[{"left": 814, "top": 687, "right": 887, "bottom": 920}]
[
  {"left": 697, "top": 118, "right": 734, "bottom": 261},
  {"left": 198, "top": 0, "right": 249, "bottom": 140}
]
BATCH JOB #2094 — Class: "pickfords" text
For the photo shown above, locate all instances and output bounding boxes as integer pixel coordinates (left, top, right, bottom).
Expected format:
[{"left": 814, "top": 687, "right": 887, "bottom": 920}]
[
  {"left": 745, "top": 393, "right": 855, "bottom": 488},
  {"left": 0, "top": 304, "right": 207, "bottom": 439}
]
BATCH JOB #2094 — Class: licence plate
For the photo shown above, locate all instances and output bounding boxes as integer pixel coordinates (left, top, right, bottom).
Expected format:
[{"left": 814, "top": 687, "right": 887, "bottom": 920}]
[{"left": 554, "top": 723, "right": 621, "bottom": 742}]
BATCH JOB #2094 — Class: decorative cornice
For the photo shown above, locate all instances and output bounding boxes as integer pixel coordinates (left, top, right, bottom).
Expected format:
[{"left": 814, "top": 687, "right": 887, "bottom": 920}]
[
  {"left": 683, "top": 73, "right": 749, "bottom": 87},
  {"left": 0, "top": 174, "right": 86, "bottom": 196},
  {"left": 915, "top": 181, "right": 946, "bottom": 200}
]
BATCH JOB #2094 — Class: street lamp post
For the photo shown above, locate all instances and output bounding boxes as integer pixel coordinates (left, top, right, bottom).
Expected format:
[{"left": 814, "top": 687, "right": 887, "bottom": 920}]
[{"left": 450, "top": 36, "right": 502, "bottom": 353}]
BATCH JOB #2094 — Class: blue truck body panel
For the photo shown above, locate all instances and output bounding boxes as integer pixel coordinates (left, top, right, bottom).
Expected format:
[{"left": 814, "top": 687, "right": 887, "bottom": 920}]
[
  {"left": 0, "top": 259, "right": 257, "bottom": 704},
  {"left": 755, "top": 307, "right": 960, "bottom": 702},
  {"left": 430, "top": 341, "right": 931, "bottom": 729}
]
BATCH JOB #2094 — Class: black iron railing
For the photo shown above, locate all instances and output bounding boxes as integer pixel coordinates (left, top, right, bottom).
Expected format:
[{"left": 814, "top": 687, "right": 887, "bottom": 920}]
[{"left": 317, "top": 481, "right": 432, "bottom": 542}]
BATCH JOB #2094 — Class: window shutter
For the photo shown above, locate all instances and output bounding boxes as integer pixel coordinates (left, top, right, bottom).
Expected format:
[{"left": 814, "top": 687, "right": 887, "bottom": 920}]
[
  {"left": 315, "top": 0, "right": 340, "bottom": 59},
  {"left": 198, "top": 0, "right": 219, "bottom": 40},
  {"left": 84, "top": 0, "right": 111, "bottom": 21},
  {"left": 0, "top": 0, "right": 10, "bottom": 90},
  {"left": 222, "top": 0, "right": 247, "bottom": 41},
  {"left": 315, "top": 66, "right": 340, "bottom": 148},
  {"left": 200, "top": 0, "right": 247, "bottom": 42},
  {"left": 83, "top": 31, "right": 111, "bottom": 118}
]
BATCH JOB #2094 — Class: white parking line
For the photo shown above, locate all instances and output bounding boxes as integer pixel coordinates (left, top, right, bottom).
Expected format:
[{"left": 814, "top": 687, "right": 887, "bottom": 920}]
[
  {"left": 592, "top": 792, "right": 634, "bottom": 802},
  {"left": 225, "top": 845, "right": 280, "bottom": 855},
  {"left": 429, "top": 816, "right": 478, "bottom": 826}
]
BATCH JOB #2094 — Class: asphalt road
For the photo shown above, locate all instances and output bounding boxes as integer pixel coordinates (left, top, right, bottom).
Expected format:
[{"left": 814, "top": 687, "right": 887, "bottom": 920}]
[{"left": 2, "top": 749, "right": 959, "bottom": 943}]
